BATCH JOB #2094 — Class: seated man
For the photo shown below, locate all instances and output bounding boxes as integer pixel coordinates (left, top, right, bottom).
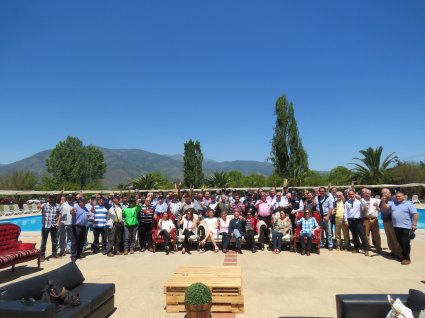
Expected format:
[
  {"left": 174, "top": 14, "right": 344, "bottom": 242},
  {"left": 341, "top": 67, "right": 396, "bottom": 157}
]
[
  {"left": 228, "top": 211, "right": 244, "bottom": 254},
  {"left": 296, "top": 209, "right": 319, "bottom": 256}
]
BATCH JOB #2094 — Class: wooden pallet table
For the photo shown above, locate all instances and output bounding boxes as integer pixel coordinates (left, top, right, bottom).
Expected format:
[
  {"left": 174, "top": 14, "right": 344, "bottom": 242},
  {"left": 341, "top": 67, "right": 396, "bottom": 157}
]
[{"left": 164, "top": 266, "right": 244, "bottom": 313}]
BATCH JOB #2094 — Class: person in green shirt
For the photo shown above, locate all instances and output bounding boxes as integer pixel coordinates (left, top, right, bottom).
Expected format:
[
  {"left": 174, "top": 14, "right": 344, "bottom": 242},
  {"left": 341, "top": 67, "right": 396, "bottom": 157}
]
[{"left": 122, "top": 198, "right": 141, "bottom": 254}]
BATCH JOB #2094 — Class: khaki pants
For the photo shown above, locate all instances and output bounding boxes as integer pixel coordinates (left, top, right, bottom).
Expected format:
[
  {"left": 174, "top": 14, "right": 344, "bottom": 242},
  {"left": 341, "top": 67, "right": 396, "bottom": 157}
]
[
  {"left": 383, "top": 220, "right": 402, "bottom": 256},
  {"left": 363, "top": 218, "right": 381, "bottom": 250},
  {"left": 335, "top": 216, "right": 349, "bottom": 249}
]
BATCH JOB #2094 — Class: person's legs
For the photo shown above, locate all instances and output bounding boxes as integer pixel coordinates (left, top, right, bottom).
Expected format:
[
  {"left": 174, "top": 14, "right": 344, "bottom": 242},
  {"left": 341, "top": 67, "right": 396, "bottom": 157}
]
[
  {"left": 124, "top": 226, "right": 130, "bottom": 252},
  {"left": 276, "top": 231, "right": 283, "bottom": 250},
  {"left": 300, "top": 232, "right": 306, "bottom": 251},
  {"left": 107, "top": 226, "right": 116, "bottom": 255},
  {"left": 92, "top": 227, "right": 100, "bottom": 253},
  {"left": 355, "top": 219, "right": 368, "bottom": 252},
  {"left": 70, "top": 226, "right": 78, "bottom": 259},
  {"left": 383, "top": 221, "right": 402, "bottom": 256},
  {"left": 322, "top": 218, "right": 333, "bottom": 248},
  {"left": 348, "top": 219, "right": 360, "bottom": 251},
  {"left": 233, "top": 229, "right": 242, "bottom": 250},
  {"left": 76, "top": 226, "right": 86, "bottom": 258},
  {"left": 50, "top": 227, "right": 58, "bottom": 256},
  {"left": 335, "top": 217, "right": 343, "bottom": 249},
  {"left": 130, "top": 226, "right": 137, "bottom": 252},
  {"left": 342, "top": 221, "right": 350, "bottom": 250},
  {"left": 221, "top": 232, "right": 229, "bottom": 251},
  {"left": 114, "top": 223, "right": 123, "bottom": 253},
  {"left": 394, "top": 227, "right": 411, "bottom": 261},
  {"left": 271, "top": 231, "right": 278, "bottom": 250},
  {"left": 370, "top": 218, "right": 381, "bottom": 251},
  {"left": 306, "top": 232, "right": 312, "bottom": 251},
  {"left": 40, "top": 228, "right": 49, "bottom": 258},
  {"left": 101, "top": 227, "right": 108, "bottom": 253},
  {"left": 59, "top": 224, "right": 67, "bottom": 254},
  {"left": 138, "top": 224, "right": 145, "bottom": 250}
]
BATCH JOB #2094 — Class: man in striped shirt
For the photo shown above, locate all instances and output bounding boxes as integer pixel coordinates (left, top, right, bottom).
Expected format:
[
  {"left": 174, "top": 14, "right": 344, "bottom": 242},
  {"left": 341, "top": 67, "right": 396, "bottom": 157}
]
[{"left": 93, "top": 197, "right": 108, "bottom": 254}]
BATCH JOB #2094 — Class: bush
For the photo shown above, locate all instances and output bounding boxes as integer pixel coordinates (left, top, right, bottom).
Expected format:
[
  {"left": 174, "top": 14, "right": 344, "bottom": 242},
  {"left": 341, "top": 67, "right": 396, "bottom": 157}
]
[{"left": 184, "top": 282, "right": 212, "bottom": 305}]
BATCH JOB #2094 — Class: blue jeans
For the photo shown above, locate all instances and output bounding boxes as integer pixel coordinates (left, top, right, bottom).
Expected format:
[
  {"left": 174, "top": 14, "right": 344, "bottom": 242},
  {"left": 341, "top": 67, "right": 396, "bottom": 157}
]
[
  {"left": 40, "top": 227, "right": 58, "bottom": 256},
  {"left": 300, "top": 232, "right": 313, "bottom": 251},
  {"left": 272, "top": 231, "right": 283, "bottom": 250},
  {"left": 232, "top": 229, "right": 242, "bottom": 249},
  {"left": 321, "top": 218, "right": 333, "bottom": 248}
]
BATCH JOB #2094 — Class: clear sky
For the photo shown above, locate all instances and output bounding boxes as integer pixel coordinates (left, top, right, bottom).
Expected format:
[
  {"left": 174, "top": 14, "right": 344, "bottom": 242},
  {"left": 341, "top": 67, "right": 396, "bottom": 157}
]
[{"left": 1, "top": 1, "right": 425, "bottom": 171}]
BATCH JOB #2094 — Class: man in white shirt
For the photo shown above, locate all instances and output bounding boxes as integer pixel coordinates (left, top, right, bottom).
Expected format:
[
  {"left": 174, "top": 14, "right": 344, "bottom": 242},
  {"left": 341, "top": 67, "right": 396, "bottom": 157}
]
[
  {"left": 361, "top": 189, "right": 382, "bottom": 253},
  {"left": 344, "top": 190, "right": 369, "bottom": 256}
]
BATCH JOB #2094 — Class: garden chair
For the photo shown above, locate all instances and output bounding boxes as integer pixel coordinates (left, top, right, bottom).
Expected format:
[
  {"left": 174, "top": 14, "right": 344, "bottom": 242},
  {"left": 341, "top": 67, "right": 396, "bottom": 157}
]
[
  {"left": 22, "top": 204, "right": 32, "bottom": 214},
  {"left": 3, "top": 205, "right": 14, "bottom": 216},
  {"left": 411, "top": 195, "right": 421, "bottom": 204},
  {"left": 12, "top": 205, "right": 24, "bottom": 215}
]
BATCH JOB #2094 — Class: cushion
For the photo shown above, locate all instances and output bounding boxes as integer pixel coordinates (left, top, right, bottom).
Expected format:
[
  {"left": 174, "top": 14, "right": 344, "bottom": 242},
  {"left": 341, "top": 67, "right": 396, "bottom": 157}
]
[
  {"left": 0, "top": 224, "right": 20, "bottom": 253},
  {"left": 48, "top": 262, "right": 85, "bottom": 290},
  {"left": 72, "top": 283, "right": 115, "bottom": 312},
  {"left": 7, "top": 249, "right": 40, "bottom": 259},
  {"left": 407, "top": 289, "right": 425, "bottom": 318},
  {"left": 0, "top": 274, "right": 48, "bottom": 300},
  {"left": 0, "top": 253, "right": 20, "bottom": 265}
]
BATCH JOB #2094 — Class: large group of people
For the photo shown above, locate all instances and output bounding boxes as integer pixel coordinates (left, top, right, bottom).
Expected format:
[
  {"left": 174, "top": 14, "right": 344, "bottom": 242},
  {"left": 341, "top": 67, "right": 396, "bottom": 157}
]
[{"left": 38, "top": 184, "right": 419, "bottom": 265}]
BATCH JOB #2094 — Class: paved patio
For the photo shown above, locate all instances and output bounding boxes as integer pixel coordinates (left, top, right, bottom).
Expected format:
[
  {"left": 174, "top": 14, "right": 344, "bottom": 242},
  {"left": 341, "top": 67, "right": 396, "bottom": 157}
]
[{"left": 1, "top": 229, "right": 424, "bottom": 318}]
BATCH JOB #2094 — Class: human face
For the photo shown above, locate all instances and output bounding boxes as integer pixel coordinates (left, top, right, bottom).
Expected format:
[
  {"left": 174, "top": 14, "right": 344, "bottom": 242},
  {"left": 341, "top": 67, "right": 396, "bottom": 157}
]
[
  {"left": 336, "top": 193, "right": 343, "bottom": 201},
  {"left": 162, "top": 212, "right": 168, "bottom": 220},
  {"left": 319, "top": 188, "right": 326, "bottom": 196},
  {"left": 221, "top": 211, "right": 227, "bottom": 220},
  {"left": 221, "top": 195, "right": 226, "bottom": 202},
  {"left": 307, "top": 193, "right": 313, "bottom": 200},
  {"left": 208, "top": 210, "right": 214, "bottom": 218},
  {"left": 234, "top": 211, "right": 239, "bottom": 219},
  {"left": 280, "top": 211, "right": 286, "bottom": 219},
  {"left": 395, "top": 193, "right": 404, "bottom": 203},
  {"left": 349, "top": 191, "right": 356, "bottom": 200},
  {"left": 304, "top": 211, "right": 311, "bottom": 219}
]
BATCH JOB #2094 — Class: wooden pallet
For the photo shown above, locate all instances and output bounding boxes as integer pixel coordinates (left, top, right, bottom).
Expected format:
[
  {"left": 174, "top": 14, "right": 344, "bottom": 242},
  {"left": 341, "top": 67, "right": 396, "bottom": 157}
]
[{"left": 164, "top": 266, "right": 244, "bottom": 313}]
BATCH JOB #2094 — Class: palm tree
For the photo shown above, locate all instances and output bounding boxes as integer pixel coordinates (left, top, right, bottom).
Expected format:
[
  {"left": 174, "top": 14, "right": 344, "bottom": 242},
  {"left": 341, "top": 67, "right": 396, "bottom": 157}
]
[
  {"left": 351, "top": 146, "right": 398, "bottom": 184},
  {"left": 205, "top": 171, "right": 230, "bottom": 188},
  {"left": 132, "top": 173, "right": 160, "bottom": 190}
]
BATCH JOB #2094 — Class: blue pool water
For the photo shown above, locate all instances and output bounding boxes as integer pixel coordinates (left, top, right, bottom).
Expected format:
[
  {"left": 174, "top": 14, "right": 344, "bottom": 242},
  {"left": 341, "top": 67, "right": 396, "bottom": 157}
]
[{"left": 1, "top": 209, "right": 424, "bottom": 231}]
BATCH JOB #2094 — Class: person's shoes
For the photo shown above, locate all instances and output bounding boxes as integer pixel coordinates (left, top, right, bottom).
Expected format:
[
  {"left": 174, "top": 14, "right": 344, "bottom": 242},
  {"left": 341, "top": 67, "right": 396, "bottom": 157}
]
[
  {"left": 336, "top": 247, "right": 341, "bottom": 251},
  {"left": 107, "top": 253, "right": 114, "bottom": 257},
  {"left": 306, "top": 250, "right": 311, "bottom": 256},
  {"left": 71, "top": 257, "right": 77, "bottom": 262},
  {"left": 328, "top": 248, "right": 333, "bottom": 251},
  {"left": 222, "top": 249, "right": 228, "bottom": 254},
  {"left": 252, "top": 248, "right": 257, "bottom": 253},
  {"left": 40, "top": 255, "right": 46, "bottom": 262},
  {"left": 148, "top": 248, "right": 154, "bottom": 252},
  {"left": 182, "top": 248, "right": 186, "bottom": 254},
  {"left": 260, "top": 244, "right": 265, "bottom": 251},
  {"left": 140, "top": 247, "right": 146, "bottom": 252},
  {"left": 124, "top": 250, "right": 128, "bottom": 255},
  {"left": 301, "top": 250, "right": 306, "bottom": 256},
  {"left": 60, "top": 252, "right": 67, "bottom": 257},
  {"left": 101, "top": 250, "right": 107, "bottom": 255},
  {"left": 187, "top": 250, "right": 192, "bottom": 255},
  {"left": 130, "top": 249, "right": 134, "bottom": 254},
  {"left": 51, "top": 254, "right": 59, "bottom": 259},
  {"left": 364, "top": 251, "right": 369, "bottom": 256},
  {"left": 165, "top": 246, "right": 170, "bottom": 255},
  {"left": 237, "top": 249, "right": 243, "bottom": 254},
  {"left": 115, "top": 251, "right": 123, "bottom": 255},
  {"left": 396, "top": 256, "right": 404, "bottom": 262},
  {"left": 401, "top": 259, "right": 411, "bottom": 265},
  {"left": 78, "top": 254, "right": 86, "bottom": 259}
]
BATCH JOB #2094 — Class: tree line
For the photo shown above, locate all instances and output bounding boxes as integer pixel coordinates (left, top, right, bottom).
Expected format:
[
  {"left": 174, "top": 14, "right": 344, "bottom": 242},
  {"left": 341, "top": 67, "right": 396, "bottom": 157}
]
[{"left": 1, "top": 94, "right": 424, "bottom": 194}]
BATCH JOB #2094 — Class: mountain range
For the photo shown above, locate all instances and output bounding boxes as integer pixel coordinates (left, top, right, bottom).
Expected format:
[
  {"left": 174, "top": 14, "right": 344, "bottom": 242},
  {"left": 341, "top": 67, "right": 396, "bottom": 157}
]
[{"left": 0, "top": 148, "right": 274, "bottom": 188}]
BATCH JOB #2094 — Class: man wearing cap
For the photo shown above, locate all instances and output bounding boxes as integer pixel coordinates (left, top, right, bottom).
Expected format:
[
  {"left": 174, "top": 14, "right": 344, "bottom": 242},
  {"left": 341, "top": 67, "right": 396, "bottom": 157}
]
[
  {"left": 70, "top": 197, "right": 91, "bottom": 261},
  {"left": 39, "top": 194, "right": 61, "bottom": 261},
  {"left": 106, "top": 195, "right": 124, "bottom": 256},
  {"left": 59, "top": 194, "right": 75, "bottom": 256}
]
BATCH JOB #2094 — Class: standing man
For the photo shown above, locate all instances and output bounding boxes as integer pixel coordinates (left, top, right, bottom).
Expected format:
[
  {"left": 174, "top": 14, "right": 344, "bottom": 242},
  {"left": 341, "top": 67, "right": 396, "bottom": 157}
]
[
  {"left": 255, "top": 192, "right": 273, "bottom": 250},
  {"left": 344, "top": 190, "right": 369, "bottom": 256},
  {"left": 382, "top": 191, "right": 418, "bottom": 265},
  {"left": 361, "top": 189, "right": 382, "bottom": 254},
  {"left": 316, "top": 187, "right": 334, "bottom": 250},
  {"left": 39, "top": 194, "right": 61, "bottom": 261},
  {"left": 70, "top": 197, "right": 90, "bottom": 261},
  {"left": 92, "top": 196, "right": 109, "bottom": 254},
  {"left": 379, "top": 188, "right": 402, "bottom": 259},
  {"left": 106, "top": 195, "right": 124, "bottom": 257},
  {"left": 59, "top": 194, "right": 74, "bottom": 256}
]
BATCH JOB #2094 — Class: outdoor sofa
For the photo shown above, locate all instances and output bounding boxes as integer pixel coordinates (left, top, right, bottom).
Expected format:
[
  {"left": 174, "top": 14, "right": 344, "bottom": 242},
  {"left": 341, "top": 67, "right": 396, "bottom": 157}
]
[{"left": 0, "top": 262, "right": 115, "bottom": 318}]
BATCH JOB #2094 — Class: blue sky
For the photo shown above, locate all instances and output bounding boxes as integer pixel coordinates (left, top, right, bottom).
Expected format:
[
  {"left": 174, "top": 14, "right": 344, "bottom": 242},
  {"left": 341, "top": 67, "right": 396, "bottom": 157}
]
[{"left": 1, "top": 1, "right": 425, "bottom": 171}]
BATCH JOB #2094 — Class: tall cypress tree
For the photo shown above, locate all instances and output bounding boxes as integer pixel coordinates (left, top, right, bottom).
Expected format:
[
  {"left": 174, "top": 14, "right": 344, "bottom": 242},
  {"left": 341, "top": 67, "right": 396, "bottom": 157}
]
[
  {"left": 271, "top": 95, "right": 308, "bottom": 184},
  {"left": 183, "top": 139, "right": 204, "bottom": 188}
]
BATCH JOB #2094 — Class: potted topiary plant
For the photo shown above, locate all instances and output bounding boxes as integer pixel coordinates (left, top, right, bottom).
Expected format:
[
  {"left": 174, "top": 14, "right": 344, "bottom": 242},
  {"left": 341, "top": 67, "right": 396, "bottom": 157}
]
[{"left": 184, "top": 282, "right": 212, "bottom": 318}]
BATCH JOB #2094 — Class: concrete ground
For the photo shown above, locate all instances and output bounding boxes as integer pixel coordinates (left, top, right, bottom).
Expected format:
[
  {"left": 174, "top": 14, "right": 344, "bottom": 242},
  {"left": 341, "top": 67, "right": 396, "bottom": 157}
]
[{"left": 0, "top": 229, "right": 424, "bottom": 318}]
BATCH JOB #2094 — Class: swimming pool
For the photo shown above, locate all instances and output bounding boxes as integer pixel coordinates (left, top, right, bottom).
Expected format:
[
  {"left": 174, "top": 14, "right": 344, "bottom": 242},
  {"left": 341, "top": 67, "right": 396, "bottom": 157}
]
[{"left": 0, "top": 209, "right": 424, "bottom": 231}]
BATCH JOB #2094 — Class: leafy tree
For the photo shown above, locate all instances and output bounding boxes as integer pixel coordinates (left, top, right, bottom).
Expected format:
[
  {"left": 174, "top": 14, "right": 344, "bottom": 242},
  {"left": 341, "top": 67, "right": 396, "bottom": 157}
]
[
  {"left": 243, "top": 174, "right": 266, "bottom": 187},
  {"left": 266, "top": 173, "right": 284, "bottom": 187},
  {"left": 132, "top": 172, "right": 171, "bottom": 190},
  {"left": 183, "top": 139, "right": 204, "bottom": 188},
  {"left": 227, "top": 170, "right": 245, "bottom": 188},
  {"left": 302, "top": 170, "right": 327, "bottom": 186},
  {"left": 388, "top": 161, "right": 425, "bottom": 184},
  {"left": 270, "top": 95, "right": 309, "bottom": 184},
  {"left": 351, "top": 146, "right": 398, "bottom": 184},
  {"left": 46, "top": 136, "right": 106, "bottom": 189},
  {"left": 205, "top": 171, "right": 230, "bottom": 188},
  {"left": 328, "top": 166, "right": 354, "bottom": 185},
  {"left": 0, "top": 171, "right": 37, "bottom": 190}
]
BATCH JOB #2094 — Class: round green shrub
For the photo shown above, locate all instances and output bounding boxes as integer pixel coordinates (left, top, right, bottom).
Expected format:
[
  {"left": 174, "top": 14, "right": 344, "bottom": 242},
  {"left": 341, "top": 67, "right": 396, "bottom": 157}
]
[{"left": 184, "top": 282, "right": 212, "bottom": 305}]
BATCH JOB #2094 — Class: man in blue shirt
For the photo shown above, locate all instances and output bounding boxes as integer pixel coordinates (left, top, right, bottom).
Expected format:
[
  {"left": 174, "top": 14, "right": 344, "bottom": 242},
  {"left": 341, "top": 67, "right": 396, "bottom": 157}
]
[
  {"left": 297, "top": 209, "right": 319, "bottom": 256},
  {"left": 382, "top": 191, "right": 418, "bottom": 265},
  {"left": 70, "top": 197, "right": 90, "bottom": 261},
  {"left": 344, "top": 190, "right": 369, "bottom": 256}
]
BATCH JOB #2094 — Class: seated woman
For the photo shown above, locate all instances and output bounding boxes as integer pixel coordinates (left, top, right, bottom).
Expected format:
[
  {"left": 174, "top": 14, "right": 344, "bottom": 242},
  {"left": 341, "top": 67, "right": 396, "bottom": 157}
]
[
  {"left": 179, "top": 208, "right": 198, "bottom": 254},
  {"left": 296, "top": 208, "right": 319, "bottom": 256},
  {"left": 243, "top": 211, "right": 258, "bottom": 253},
  {"left": 218, "top": 211, "right": 231, "bottom": 253},
  {"left": 199, "top": 209, "right": 219, "bottom": 253},
  {"left": 271, "top": 211, "right": 291, "bottom": 254},
  {"left": 157, "top": 212, "right": 175, "bottom": 255}
]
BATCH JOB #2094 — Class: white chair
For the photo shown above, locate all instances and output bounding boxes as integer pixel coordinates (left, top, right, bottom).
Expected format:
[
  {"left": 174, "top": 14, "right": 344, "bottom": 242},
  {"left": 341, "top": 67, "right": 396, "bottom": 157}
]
[
  {"left": 374, "top": 195, "right": 380, "bottom": 199},
  {"left": 31, "top": 203, "right": 39, "bottom": 213},
  {"left": 22, "top": 204, "right": 32, "bottom": 214},
  {"left": 12, "top": 204, "right": 24, "bottom": 215},
  {"left": 412, "top": 195, "right": 421, "bottom": 204},
  {"left": 3, "top": 205, "right": 14, "bottom": 216}
]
